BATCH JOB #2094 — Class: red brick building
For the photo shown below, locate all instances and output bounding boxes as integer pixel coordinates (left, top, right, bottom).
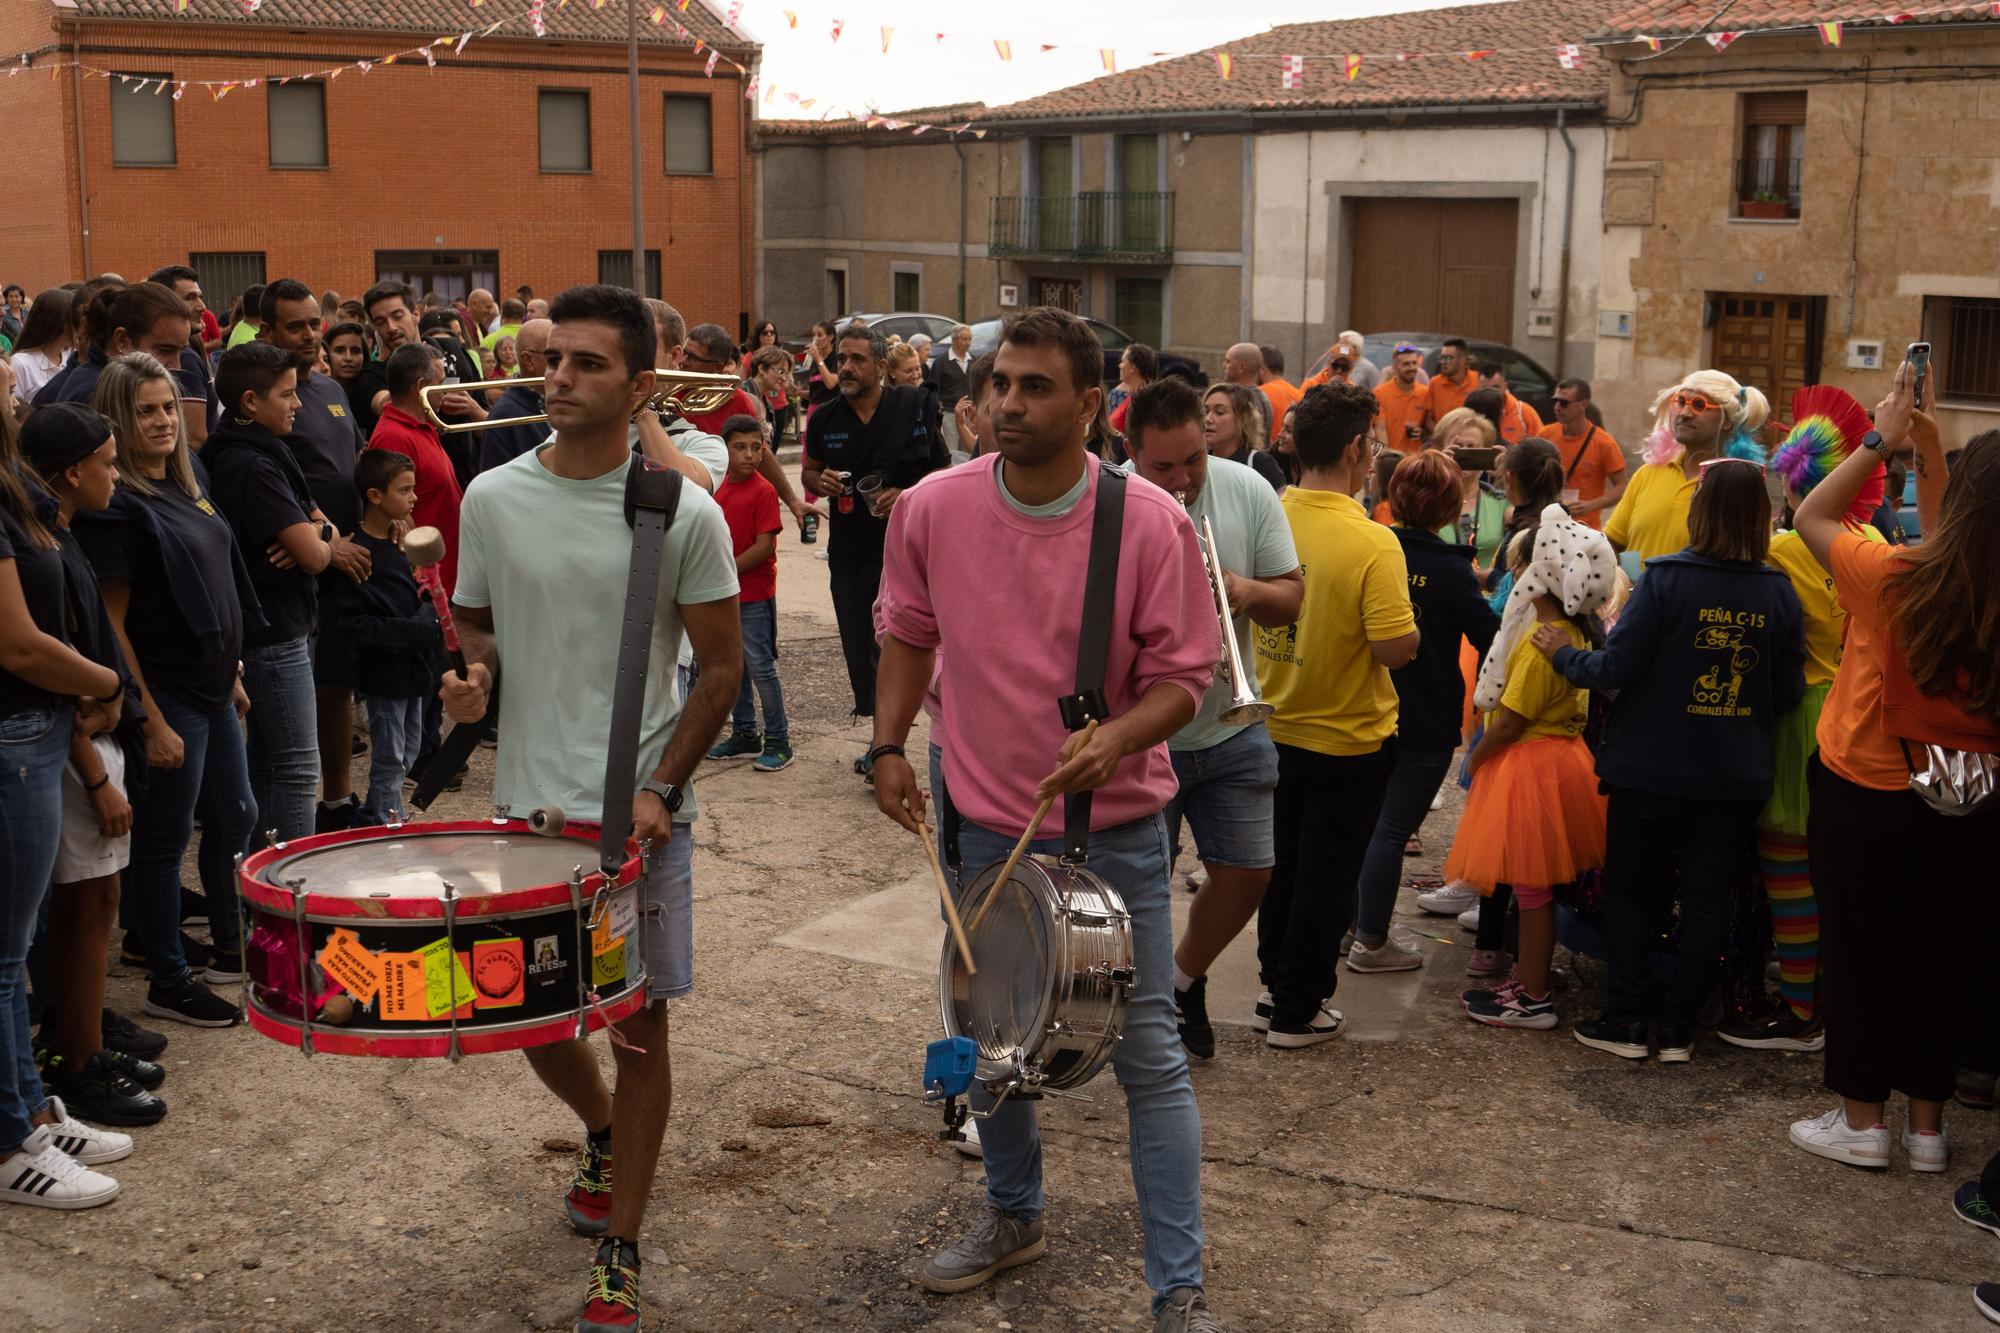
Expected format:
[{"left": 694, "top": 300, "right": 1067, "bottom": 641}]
[{"left": 0, "top": 0, "right": 757, "bottom": 332}]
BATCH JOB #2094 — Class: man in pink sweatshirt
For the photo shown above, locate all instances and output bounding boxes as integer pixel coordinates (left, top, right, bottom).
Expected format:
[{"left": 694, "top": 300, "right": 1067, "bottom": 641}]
[{"left": 870, "top": 308, "right": 1229, "bottom": 1333}]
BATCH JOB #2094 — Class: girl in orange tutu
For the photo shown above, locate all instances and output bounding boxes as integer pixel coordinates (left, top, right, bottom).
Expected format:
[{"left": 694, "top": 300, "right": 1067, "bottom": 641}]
[{"left": 1445, "top": 504, "right": 1620, "bottom": 1029}]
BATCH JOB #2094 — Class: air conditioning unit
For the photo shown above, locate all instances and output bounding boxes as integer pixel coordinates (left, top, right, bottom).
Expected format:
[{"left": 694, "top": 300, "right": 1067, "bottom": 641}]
[{"left": 1846, "top": 339, "right": 1883, "bottom": 370}]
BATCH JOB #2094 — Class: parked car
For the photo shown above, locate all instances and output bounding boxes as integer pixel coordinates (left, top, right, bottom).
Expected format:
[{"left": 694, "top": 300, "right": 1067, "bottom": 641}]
[
  {"left": 839, "top": 311, "right": 962, "bottom": 344},
  {"left": 965, "top": 316, "right": 1207, "bottom": 388},
  {"left": 1305, "top": 332, "right": 1559, "bottom": 422}
]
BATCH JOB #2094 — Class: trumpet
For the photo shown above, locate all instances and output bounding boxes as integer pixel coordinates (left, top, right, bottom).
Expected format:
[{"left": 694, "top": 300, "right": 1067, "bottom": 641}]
[
  {"left": 417, "top": 369, "right": 744, "bottom": 435},
  {"left": 1198, "top": 513, "right": 1276, "bottom": 727}
]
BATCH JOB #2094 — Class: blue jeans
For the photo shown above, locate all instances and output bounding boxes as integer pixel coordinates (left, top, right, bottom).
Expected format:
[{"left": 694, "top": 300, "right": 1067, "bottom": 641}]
[
  {"left": 936, "top": 760, "right": 1205, "bottom": 1309},
  {"left": 357, "top": 694, "right": 424, "bottom": 825},
  {"left": 242, "top": 635, "right": 318, "bottom": 842},
  {"left": 130, "top": 689, "right": 258, "bottom": 979},
  {"left": 1352, "top": 743, "right": 1457, "bottom": 945},
  {"left": 1162, "top": 723, "right": 1278, "bottom": 870},
  {"left": 730, "top": 598, "right": 787, "bottom": 744},
  {"left": 1, "top": 704, "right": 71, "bottom": 1152}
]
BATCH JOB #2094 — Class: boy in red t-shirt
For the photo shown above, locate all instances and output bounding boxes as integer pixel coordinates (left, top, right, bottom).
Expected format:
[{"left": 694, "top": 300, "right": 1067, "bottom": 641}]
[{"left": 705, "top": 416, "right": 791, "bottom": 771}]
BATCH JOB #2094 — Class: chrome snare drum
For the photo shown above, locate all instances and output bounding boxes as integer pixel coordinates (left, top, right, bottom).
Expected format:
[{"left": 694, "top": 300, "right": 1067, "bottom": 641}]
[
  {"left": 939, "top": 855, "right": 1133, "bottom": 1102},
  {"left": 238, "top": 819, "right": 647, "bottom": 1059}
]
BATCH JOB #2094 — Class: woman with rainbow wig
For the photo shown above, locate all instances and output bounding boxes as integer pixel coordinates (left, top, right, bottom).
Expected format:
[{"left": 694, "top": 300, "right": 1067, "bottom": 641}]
[
  {"left": 1605, "top": 369, "right": 1770, "bottom": 567},
  {"left": 1718, "top": 386, "right": 1885, "bottom": 1054}
]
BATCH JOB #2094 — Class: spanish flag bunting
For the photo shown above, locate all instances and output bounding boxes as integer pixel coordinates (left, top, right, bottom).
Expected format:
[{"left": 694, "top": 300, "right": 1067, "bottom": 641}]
[
  {"left": 1641, "top": 35, "right": 1661, "bottom": 51},
  {"left": 1101, "top": 49, "right": 1116, "bottom": 73},
  {"left": 173, "top": 0, "right": 189, "bottom": 11},
  {"left": 1214, "top": 52, "right": 1232, "bottom": 79},
  {"left": 782, "top": 8, "right": 796, "bottom": 27},
  {"left": 1464, "top": 49, "right": 1495, "bottom": 60},
  {"left": 995, "top": 39, "right": 1012, "bottom": 61},
  {"left": 1344, "top": 53, "right": 1362, "bottom": 80},
  {"left": 678, "top": 0, "right": 692, "bottom": 10},
  {"left": 650, "top": 5, "right": 666, "bottom": 23},
  {"left": 1817, "top": 20, "right": 1843, "bottom": 44},
  {"left": 882, "top": 26, "right": 894, "bottom": 53}
]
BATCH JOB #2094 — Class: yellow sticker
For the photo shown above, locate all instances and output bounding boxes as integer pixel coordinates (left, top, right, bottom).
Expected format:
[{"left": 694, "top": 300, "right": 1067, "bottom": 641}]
[
  {"left": 591, "top": 939, "right": 625, "bottom": 989},
  {"left": 416, "top": 938, "right": 477, "bottom": 1019}
]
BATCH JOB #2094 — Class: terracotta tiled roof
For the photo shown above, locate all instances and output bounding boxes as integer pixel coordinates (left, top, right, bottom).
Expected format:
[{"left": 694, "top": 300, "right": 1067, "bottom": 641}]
[
  {"left": 980, "top": 0, "right": 1614, "bottom": 124},
  {"left": 59, "top": 0, "right": 751, "bottom": 52},
  {"left": 1597, "top": 0, "right": 1994, "bottom": 37}
]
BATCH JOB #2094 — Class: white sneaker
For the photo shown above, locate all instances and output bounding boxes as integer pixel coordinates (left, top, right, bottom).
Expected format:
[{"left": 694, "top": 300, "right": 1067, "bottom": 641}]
[
  {"left": 1266, "top": 1003, "right": 1345, "bottom": 1050},
  {"left": 1346, "top": 936, "right": 1423, "bottom": 973},
  {"left": 1250, "top": 989, "right": 1273, "bottom": 1033},
  {"left": 952, "top": 1118, "right": 984, "bottom": 1160},
  {"left": 0, "top": 1125, "right": 121, "bottom": 1210},
  {"left": 41, "top": 1097, "right": 133, "bottom": 1166},
  {"left": 1431, "top": 789, "right": 1445, "bottom": 811},
  {"left": 1417, "top": 882, "right": 1477, "bottom": 916},
  {"left": 1904, "top": 1119, "right": 1949, "bottom": 1174},
  {"left": 1789, "top": 1107, "right": 1890, "bottom": 1170},
  {"left": 1456, "top": 903, "right": 1481, "bottom": 934}
]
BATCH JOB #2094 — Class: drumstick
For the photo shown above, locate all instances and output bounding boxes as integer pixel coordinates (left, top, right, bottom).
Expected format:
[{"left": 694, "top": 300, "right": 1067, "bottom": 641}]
[
  {"left": 917, "top": 821, "right": 976, "bottom": 977},
  {"left": 967, "top": 720, "right": 1096, "bottom": 935},
  {"left": 403, "top": 525, "right": 467, "bottom": 678}
]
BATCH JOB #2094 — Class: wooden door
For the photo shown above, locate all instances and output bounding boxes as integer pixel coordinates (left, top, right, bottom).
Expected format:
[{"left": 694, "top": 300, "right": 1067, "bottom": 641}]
[
  {"left": 1036, "top": 278, "right": 1083, "bottom": 313},
  {"left": 1713, "top": 293, "right": 1811, "bottom": 414},
  {"left": 1348, "top": 198, "right": 1516, "bottom": 343}
]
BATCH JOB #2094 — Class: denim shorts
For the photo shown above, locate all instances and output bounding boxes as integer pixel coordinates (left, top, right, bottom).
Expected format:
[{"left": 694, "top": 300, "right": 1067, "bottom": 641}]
[
  {"left": 637, "top": 827, "right": 695, "bottom": 1002},
  {"left": 1163, "top": 722, "right": 1279, "bottom": 870}
]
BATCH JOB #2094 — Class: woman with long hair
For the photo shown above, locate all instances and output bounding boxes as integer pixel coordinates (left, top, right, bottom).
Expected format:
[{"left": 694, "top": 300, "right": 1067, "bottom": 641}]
[
  {"left": 1546, "top": 460, "right": 1806, "bottom": 1062},
  {"left": 0, "top": 401, "right": 129, "bottom": 1209},
  {"left": 1348, "top": 451, "right": 1500, "bottom": 973},
  {"left": 799, "top": 319, "right": 841, "bottom": 413},
  {"left": 1605, "top": 368, "right": 1770, "bottom": 568},
  {"left": 1203, "top": 383, "right": 1286, "bottom": 491},
  {"left": 9, "top": 290, "right": 75, "bottom": 404},
  {"left": 741, "top": 318, "right": 780, "bottom": 377},
  {"left": 1785, "top": 365, "right": 2000, "bottom": 1174},
  {"left": 81, "top": 353, "right": 255, "bottom": 1028}
]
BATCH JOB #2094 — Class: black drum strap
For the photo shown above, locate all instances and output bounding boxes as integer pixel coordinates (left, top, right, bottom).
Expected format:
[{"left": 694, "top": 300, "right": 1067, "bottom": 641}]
[
  {"left": 599, "top": 459, "right": 685, "bottom": 876},
  {"left": 1060, "top": 465, "right": 1126, "bottom": 863}
]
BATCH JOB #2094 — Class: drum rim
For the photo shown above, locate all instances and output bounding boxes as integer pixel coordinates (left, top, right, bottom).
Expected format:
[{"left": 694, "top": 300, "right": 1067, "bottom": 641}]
[
  {"left": 237, "top": 819, "right": 641, "bottom": 920},
  {"left": 244, "top": 980, "right": 649, "bottom": 1058}
]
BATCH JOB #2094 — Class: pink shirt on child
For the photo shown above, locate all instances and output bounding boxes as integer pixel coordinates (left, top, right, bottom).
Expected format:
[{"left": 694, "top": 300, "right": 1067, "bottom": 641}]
[{"left": 875, "top": 453, "right": 1218, "bottom": 838}]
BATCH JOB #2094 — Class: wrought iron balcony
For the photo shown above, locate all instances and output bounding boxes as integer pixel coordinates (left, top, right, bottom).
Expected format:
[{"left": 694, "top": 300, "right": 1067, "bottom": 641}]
[{"left": 988, "top": 192, "right": 1175, "bottom": 261}]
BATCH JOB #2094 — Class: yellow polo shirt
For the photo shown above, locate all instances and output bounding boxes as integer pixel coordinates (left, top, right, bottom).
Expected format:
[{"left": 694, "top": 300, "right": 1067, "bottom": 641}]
[
  {"left": 1766, "top": 525, "right": 1881, "bottom": 688},
  {"left": 1255, "top": 488, "right": 1416, "bottom": 756},
  {"left": 1603, "top": 461, "right": 1697, "bottom": 565}
]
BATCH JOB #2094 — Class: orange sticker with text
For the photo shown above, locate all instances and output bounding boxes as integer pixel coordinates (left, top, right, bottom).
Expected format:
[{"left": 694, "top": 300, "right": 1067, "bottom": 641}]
[
  {"left": 379, "top": 953, "right": 428, "bottom": 1021},
  {"left": 316, "top": 928, "right": 382, "bottom": 1004}
]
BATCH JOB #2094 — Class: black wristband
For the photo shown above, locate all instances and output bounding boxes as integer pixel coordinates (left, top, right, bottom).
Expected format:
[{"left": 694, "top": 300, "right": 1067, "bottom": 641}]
[
  {"left": 93, "top": 689, "right": 122, "bottom": 704},
  {"left": 866, "top": 743, "right": 907, "bottom": 765},
  {"left": 83, "top": 772, "right": 110, "bottom": 793}
]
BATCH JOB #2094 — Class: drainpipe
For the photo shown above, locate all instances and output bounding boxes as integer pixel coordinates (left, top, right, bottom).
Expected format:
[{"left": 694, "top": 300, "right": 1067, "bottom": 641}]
[
  {"left": 1553, "top": 107, "right": 1577, "bottom": 382},
  {"left": 953, "top": 133, "right": 967, "bottom": 321},
  {"left": 70, "top": 30, "right": 93, "bottom": 276}
]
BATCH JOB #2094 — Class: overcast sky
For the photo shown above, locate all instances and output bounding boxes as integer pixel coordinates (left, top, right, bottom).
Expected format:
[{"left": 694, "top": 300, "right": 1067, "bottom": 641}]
[{"left": 732, "top": 0, "right": 1477, "bottom": 120}]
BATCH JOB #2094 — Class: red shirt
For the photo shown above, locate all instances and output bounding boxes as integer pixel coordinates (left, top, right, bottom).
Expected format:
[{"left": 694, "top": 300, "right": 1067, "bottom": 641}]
[
  {"left": 716, "top": 472, "right": 781, "bottom": 603},
  {"left": 684, "top": 389, "right": 762, "bottom": 439},
  {"left": 368, "top": 404, "right": 465, "bottom": 594}
]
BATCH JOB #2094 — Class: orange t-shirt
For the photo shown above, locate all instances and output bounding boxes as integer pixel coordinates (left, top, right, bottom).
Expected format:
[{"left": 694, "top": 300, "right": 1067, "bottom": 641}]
[
  {"left": 1260, "top": 378, "right": 1304, "bottom": 443},
  {"left": 1536, "top": 421, "right": 1627, "bottom": 530},
  {"left": 1373, "top": 379, "right": 1431, "bottom": 454},
  {"left": 1496, "top": 394, "right": 1543, "bottom": 445},
  {"left": 1817, "top": 531, "right": 1913, "bottom": 791},
  {"left": 1426, "top": 369, "right": 1479, "bottom": 422}
]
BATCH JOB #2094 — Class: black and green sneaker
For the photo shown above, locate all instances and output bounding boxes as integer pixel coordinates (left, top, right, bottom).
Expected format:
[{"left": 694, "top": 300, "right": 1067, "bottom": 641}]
[
  {"left": 577, "top": 1237, "right": 643, "bottom": 1332},
  {"left": 1958, "top": 1180, "right": 2000, "bottom": 1238},
  {"left": 705, "top": 731, "right": 761, "bottom": 760}
]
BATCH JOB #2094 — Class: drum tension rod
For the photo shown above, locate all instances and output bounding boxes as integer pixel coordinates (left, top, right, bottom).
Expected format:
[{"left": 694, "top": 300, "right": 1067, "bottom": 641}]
[
  {"left": 568, "top": 867, "right": 589, "bottom": 1042},
  {"left": 442, "top": 880, "right": 463, "bottom": 1064},
  {"left": 286, "top": 875, "right": 314, "bottom": 1058}
]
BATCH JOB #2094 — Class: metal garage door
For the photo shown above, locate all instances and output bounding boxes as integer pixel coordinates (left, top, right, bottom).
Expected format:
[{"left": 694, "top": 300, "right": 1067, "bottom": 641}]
[{"left": 1348, "top": 197, "right": 1517, "bottom": 344}]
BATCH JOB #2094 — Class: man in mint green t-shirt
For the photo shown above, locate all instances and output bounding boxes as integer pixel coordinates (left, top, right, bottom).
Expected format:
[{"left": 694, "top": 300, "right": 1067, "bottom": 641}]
[
  {"left": 1121, "top": 376, "right": 1302, "bottom": 1062},
  {"left": 442, "top": 283, "right": 740, "bottom": 1331}
]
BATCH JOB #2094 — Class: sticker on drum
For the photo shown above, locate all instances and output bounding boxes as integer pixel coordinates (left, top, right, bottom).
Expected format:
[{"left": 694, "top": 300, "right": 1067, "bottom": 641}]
[{"left": 240, "top": 820, "right": 647, "bottom": 1058}]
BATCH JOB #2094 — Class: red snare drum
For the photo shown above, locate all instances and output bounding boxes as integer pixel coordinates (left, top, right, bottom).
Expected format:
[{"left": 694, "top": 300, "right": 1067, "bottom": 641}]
[{"left": 239, "top": 819, "right": 647, "bottom": 1059}]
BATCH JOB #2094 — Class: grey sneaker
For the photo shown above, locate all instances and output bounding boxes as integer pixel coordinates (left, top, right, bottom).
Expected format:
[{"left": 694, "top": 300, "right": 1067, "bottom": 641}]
[
  {"left": 919, "top": 1206, "right": 1045, "bottom": 1293},
  {"left": 1156, "top": 1287, "right": 1225, "bottom": 1332}
]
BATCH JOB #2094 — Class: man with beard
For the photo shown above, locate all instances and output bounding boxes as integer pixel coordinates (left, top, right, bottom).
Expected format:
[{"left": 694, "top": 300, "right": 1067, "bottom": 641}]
[
  {"left": 260, "top": 279, "right": 374, "bottom": 828},
  {"left": 800, "top": 324, "right": 943, "bottom": 778}
]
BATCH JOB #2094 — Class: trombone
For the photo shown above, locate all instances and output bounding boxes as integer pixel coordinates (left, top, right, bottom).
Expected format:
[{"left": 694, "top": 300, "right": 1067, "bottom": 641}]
[
  {"left": 1198, "top": 513, "right": 1276, "bottom": 727},
  {"left": 417, "top": 369, "right": 744, "bottom": 435}
]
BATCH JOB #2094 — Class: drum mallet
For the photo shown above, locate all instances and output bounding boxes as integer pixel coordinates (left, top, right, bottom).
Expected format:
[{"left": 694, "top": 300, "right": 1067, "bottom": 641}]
[
  {"left": 967, "top": 719, "right": 1096, "bottom": 934},
  {"left": 917, "top": 821, "right": 976, "bottom": 976},
  {"left": 402, "top": 525, "right": 466, "bottom": 678}
]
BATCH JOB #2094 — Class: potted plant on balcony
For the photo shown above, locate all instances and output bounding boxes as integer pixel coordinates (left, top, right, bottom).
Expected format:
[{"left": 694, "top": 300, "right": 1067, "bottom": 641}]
[{"left": 1740, "top": 190, "right": 1791, "bottom": 220}]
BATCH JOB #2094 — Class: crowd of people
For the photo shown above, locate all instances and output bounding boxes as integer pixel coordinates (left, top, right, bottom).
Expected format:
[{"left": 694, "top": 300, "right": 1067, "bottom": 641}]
[{"left": 4, "top": 270, "right": 1999, "bottom": 1331}]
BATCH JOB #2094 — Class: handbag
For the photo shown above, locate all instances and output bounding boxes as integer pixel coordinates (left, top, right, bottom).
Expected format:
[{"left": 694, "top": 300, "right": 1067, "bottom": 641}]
[{"left": 1900, "top": 739, "right": 1999, "bottom": 816}]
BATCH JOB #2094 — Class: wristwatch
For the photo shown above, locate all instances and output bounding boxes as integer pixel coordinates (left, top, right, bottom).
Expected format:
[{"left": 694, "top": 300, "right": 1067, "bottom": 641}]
[
  {"left": 318, "top": 521, "right": 337, "bottom": 543},
  {"left": 1861, "top": 429, "right": 1888, "bottom": 455},
  {"left": 638, "top": 779, "right": 684, "bottom": 814}
]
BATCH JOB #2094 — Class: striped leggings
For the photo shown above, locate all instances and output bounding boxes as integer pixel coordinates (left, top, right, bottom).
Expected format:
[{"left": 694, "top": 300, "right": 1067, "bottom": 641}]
[{"left": 1756, "top": 828, "right": 1819, "bottom": 1020}]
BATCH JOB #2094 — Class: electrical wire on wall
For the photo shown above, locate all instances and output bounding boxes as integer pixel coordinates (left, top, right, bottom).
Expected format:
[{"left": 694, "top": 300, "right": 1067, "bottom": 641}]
[{"left": 1843, "top": 53, "right": 1874, "bottom": 340}]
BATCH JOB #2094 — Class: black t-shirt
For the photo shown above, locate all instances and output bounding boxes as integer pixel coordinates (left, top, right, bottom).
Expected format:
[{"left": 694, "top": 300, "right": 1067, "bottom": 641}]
[
  {"left": 178, "top": 346, "right": 221, "bottom": 431},
  {"left": 805, "top": 385, "right": 940, "bottom": 565},
  {"left": 203, "top": 423, "right": 319, "bottom": 647},
  {"left": 343, "top": 364, "right": 386, "bottom": 438},
  {"left": 0, "top": 505, "right": 70, "bottom": 716},
  {"left": 288, "top": 371, "right": 367, "bottom": 535},
  {"left": 79, "top": 483, "right": 244, "bottom": 710}
]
